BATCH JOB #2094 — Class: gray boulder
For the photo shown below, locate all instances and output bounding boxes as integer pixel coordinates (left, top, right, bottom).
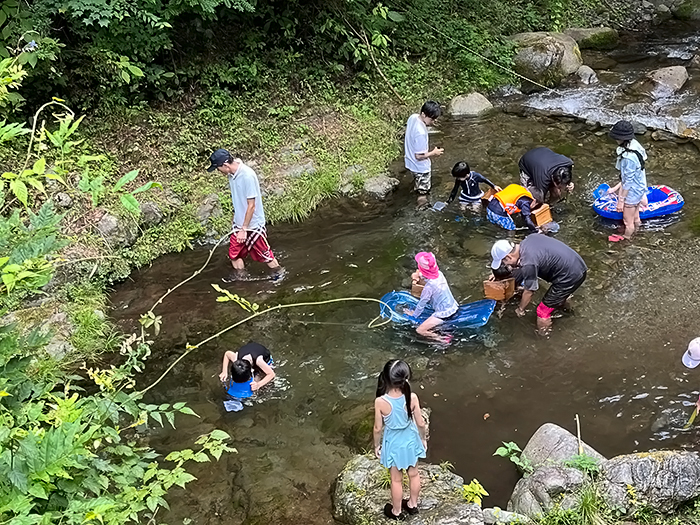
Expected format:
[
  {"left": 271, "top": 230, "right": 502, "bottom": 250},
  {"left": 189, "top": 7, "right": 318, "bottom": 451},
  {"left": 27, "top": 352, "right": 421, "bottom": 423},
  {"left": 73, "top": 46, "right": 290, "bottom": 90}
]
[
  {"left": 363, "top": 175, "right": 399, "bottom": 200},
  {"left": 507, "top": 466, "right": 585, "bottom": 517},
  {"left": 631, "top": 66, "right": 689, "bottom": 99},
  {"left": 564, "top": 27, "right": 619, "bottom": 50},
  {"left": 139, "top": 202, "right": 164, "bottom": 227},
  {"left": 53, "top": 192, "right": 73, "bottom": 208},
  {"left": 575, "top": 65, "right": 598, "bottom": 85},
  {"left": 522, "top": 423, "right": 606, "bottom": 469},
  {"left": 196, "top": 193, "right": 223, "bottom": 226},
  {"left": 483, "top": 506, "right": 532, "bottom": 524},
  {"left": 448, "top": 93, "right": 494, "bottom": 117},
  {"left": 511, "top": 32, "right": 582, "bottom": 89},
  {"left": 672, "top": 0, "right": 700, "bottom": 19},
  {"left": 281, "top": 160, "right": 316, "bottom": 178},
  {"left": 333, "top": 454, "right": 482, "bottom": 525},
  {"left": 96, "top": 212, "right": 138, "bottom": 248},
  {"left": 600, "top": 451, "right": 700, "bottom": 513}
]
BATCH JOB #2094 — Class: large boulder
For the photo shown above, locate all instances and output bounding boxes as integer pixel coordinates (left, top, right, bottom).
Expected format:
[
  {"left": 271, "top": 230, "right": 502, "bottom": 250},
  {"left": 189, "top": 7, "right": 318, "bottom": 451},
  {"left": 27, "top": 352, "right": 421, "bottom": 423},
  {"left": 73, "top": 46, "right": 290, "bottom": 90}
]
[
  {"left": 672, "top": 0, "right": 700, "bottom": 19},
  {"left": 507, "top": 466, "right": 585, "bottom": 517},
  {"left": 522, "top": 423, "right": 606, "bottom": 469},
  {"left": 630, "top": 66, "right": 689, "bottom": 99},
  {"left": 448, "top": 93, "right": 494, "bottom": 117},
  {"left": 333, "top": 454, "right": 482, "bottom": 525},
  {"left": 95, "top": 212, "right": 138, "bottom": 248},
  {"left": 363, "top": 175, "right": 399, "bottom": 200},
  {"left": 564, "top": 27, "right": 619, "bottom": 50},
  {"left": 600, "top": 451, "right": 700, "bottom": 513},
  {"left": 511, "top": 32, "right": 582, "bottom": 89}
]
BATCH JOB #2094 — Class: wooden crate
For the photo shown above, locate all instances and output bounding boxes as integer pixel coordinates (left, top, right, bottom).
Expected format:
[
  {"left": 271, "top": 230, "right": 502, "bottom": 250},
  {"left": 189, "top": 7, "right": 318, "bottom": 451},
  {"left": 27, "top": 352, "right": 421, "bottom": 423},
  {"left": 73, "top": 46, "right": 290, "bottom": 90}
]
[
  {"left": 483, "top": 278, "right": 515, "bottom": 301},
  {"left": 411, "top": 278, "right": 425, "bottom": 298},
  {"left": 533, "top": 203, "right": 553, "bottom": 226},
  {"left": 482, "top": 187, "right": 497, "bottom": 202}
]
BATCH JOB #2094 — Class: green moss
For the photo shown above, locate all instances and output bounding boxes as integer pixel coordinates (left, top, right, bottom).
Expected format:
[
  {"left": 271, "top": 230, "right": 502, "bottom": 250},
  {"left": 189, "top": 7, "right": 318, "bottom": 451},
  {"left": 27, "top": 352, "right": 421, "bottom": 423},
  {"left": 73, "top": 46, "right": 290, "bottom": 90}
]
[
  {"left": 581, "top": 30, "right": 619, "bottom": 50},
  {"left": 673, "top": 0, "right": 700, "bottom": 20},
  {"left": 63, "top": 281, "right": 119, "bottom": 358}
]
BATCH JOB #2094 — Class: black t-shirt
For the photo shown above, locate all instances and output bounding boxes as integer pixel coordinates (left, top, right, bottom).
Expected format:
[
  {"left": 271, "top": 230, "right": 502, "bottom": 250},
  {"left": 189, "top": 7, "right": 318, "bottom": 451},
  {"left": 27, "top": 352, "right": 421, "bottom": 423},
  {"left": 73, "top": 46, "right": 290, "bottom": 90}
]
[
  {"left": 447, "top": 171, "right": 496, "bottom": 203},
  {"left": 238, "top": 342, "right": 272, "bottom": 371},
  {"left": 517, "top": 235, "right": 587, "bottom": 291},
  {"left": 518, "top": 148, "right": 574, "bottom": 193}
]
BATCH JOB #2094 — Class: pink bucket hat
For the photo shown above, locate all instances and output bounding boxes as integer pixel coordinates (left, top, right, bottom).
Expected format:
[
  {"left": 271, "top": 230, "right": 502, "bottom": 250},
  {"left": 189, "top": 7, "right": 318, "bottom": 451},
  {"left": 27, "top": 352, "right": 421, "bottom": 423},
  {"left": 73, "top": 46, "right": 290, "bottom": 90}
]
[{"left": 415, "top": 252, "right": 439, "bottom": 280}]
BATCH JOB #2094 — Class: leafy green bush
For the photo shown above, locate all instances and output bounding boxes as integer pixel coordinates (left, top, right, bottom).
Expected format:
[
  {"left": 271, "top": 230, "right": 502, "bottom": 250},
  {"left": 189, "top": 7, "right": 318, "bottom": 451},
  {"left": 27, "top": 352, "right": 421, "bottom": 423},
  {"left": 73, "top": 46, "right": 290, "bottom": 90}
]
[{"left": 493, "top": 441, "right": 533, "bottom": 474}]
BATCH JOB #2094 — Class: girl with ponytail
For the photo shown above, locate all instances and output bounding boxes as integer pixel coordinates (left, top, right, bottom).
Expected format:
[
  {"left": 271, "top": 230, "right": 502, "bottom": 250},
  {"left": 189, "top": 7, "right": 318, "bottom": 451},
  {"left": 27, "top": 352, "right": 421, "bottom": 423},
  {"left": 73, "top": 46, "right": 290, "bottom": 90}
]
[{"left": 373, "top": 359, "right": 427, "bottom": 520}]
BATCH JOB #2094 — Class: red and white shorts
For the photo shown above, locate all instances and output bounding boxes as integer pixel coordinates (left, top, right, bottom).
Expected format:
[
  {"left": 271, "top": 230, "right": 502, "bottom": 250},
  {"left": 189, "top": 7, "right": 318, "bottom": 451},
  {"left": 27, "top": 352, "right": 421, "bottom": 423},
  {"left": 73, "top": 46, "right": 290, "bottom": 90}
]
[{"left": 229, "top": 227, "right": 275, "bottom": 263}]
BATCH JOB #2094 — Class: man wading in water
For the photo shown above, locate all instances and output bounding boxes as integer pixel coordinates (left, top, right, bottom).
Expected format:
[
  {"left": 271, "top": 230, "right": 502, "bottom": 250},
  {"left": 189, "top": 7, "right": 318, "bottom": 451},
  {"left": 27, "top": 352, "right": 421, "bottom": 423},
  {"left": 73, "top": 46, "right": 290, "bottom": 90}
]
[
  {"left": 207, "top": 149, "right": 284, "bottom": 282},
  {"left": 490, "top": 236, "right": 587, "bottom": 334}
]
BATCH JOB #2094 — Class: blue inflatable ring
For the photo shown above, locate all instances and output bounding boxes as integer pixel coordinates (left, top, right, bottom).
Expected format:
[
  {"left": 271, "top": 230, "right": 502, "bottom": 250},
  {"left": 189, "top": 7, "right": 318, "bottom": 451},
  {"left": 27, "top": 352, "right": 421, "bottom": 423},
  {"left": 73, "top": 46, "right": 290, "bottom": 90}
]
[
  {"left": 379, "top": 291, "right": 496, "bottom": 330},
  {"left": 593, "top": 184, "right": 684, "bottom": 220}
]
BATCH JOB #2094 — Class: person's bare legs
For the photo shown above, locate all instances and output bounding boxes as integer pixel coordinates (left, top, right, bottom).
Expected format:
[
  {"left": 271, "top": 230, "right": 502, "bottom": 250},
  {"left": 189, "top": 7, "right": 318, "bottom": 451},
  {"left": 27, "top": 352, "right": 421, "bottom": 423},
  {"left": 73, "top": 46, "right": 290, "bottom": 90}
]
[
  {"left": 623, "top": 203, "right": 639, "bottom": 239},
  {"left": 231, "top": 258, "right": 245, "bottom": 270},
  {"left": 389, "top": 467, "right": 403, "bottom": 516},
  {"left": 407, "top": 465, "right": 420, "bottom": 508},
  {"left": 416, "top": 315, "right": 447, "bottom": 343},
  {"left": 266, "top": 258, "right": 280, "bottom": 270},
  {"left": 536, "top": 315, "right": 553, "bottom": 335}
]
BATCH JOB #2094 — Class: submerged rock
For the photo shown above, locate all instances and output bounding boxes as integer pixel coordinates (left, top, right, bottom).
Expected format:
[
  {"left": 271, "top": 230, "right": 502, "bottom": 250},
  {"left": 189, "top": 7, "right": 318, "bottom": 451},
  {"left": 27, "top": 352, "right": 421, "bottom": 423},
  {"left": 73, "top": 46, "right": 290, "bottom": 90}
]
[
  {"left": 448, "top": 93, "right": 494, "bottom": 117},
  {"left": 522, "top": 422, "right": 606, "bottom": 469},
  {"left": 511, "top": 32, "right": 582, "bottom": 90},
  {"left": 333, "top": 454, "right": 482, "bottom": 525},
  {"left": 600, "top": 451, "right": 700, "bottom": 512},
  {"left": 564, "top": 27, "right": 619, "bottom": 50},
  {"left": 363, "top": 175, "right": 399, "bottom": 200},
  {"left": 508, "top": 465, "right": 585, "bottom": 517}
]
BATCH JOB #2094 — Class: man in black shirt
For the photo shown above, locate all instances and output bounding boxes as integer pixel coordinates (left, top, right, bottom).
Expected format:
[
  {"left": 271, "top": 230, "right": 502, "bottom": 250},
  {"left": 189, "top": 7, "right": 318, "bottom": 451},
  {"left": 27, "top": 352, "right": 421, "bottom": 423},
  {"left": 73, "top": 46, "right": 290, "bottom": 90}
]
[
  {"left": 490, "top": 236, "right": 587, "bottom": 333},
  {"left": 519, "top": 147, "right": 574, "bottom": 203}
]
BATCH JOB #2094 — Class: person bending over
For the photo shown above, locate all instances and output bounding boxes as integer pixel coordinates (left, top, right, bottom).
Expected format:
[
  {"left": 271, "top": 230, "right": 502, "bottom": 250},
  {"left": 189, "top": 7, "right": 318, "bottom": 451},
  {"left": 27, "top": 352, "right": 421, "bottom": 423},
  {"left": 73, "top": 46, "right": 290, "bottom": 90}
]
[
  {"left": 486, "top": 184, "right": 543, "bottom": 232},
  {"left": 219, "top": 341, "right": 276, "bottom": 392},
  {"left": 519, "top": 147, "right": 574, "bottom": 202}
]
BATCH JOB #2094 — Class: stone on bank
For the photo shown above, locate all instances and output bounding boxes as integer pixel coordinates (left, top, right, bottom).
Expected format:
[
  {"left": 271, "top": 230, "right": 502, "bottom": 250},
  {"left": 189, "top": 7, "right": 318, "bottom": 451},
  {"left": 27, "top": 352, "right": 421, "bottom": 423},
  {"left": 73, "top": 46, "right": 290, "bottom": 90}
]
[
  {"left": 448, "top": 93, "right": 494, "bottom": 117},
  {"left": 510, "top": 32, "right": 582, "bottom": 89}
]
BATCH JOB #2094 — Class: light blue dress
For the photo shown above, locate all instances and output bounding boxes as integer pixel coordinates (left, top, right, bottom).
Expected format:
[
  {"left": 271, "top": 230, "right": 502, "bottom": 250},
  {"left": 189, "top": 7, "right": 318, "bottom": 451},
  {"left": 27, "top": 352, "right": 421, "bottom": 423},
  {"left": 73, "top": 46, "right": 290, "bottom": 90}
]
[{"left": 380, "top": 394, "right": 426, "bottom": 470}]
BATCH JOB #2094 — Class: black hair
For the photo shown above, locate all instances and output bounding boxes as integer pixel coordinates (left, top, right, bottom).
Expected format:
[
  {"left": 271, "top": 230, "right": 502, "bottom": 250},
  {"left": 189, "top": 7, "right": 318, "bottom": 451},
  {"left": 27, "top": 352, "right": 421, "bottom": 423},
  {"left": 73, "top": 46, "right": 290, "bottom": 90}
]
[
  {"left": 551, "top": 165, "right": 572, "bottom": 186},
  {"left": 530, "top": 187, "right": 545, "bottom": 205},
  {"left": 230, "top": 359, "right": 253, "bottom": 384},
  {"left": 451, "top": 161, "right": 471, "bottom": 179},
  {"left": 376, "top": 359, "right": 413, "bottom": 418},
  {"left": 492, "top": 264, "right": 513, "bottom": 280},
  {"left": 420, "top": 100, "right": 441, "bottom": 120}
]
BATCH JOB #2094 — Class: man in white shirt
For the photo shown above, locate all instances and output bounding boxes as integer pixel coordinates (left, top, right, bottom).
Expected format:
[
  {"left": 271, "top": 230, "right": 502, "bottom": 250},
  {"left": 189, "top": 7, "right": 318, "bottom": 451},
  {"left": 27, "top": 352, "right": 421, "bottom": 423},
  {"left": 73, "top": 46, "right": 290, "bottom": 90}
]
[
  {"left": 404, "top": 100, "right": 444, "bottom": 195},
  {"left": 207, "top": 149, "right": 283, "bottom": 281}
]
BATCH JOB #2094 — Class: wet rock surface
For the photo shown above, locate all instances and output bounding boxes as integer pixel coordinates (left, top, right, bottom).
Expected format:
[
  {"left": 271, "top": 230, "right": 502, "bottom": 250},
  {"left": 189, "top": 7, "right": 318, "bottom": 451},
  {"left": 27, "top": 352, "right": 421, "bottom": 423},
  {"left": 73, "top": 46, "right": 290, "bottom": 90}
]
[
  {"left": 631, "top": 65, "right": 689, "bottom": 99},
  {"left": 600, "top": 451, "right": 700, "bottom": 512},
  {"left": 333, "top": 454, "right": 481, "bottom": 525},
  {"left": 363, "top": 174, "right": 400, "bottom": 199}
]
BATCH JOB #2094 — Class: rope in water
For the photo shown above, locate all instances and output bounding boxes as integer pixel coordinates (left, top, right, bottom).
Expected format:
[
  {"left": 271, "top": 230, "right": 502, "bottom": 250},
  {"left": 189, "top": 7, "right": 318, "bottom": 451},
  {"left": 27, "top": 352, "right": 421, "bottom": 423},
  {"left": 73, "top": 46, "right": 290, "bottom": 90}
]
[{"left": 138, "top": 296, "right": 396, "bottom": 396}]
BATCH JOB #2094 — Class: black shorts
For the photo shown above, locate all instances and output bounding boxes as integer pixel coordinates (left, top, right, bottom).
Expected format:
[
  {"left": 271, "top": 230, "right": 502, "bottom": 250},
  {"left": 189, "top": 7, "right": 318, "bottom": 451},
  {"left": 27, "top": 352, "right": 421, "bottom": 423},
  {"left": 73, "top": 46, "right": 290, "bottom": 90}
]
[{"left": 542, "top": 271, "right": 587, "bottom": 308}]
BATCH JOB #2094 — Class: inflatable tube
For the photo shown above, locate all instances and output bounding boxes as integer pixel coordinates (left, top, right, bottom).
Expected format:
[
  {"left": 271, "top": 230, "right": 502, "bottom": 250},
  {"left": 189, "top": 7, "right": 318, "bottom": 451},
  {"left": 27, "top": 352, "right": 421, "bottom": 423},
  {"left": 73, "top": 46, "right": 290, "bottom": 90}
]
[
  {"left": 379, "top": 291, "right": 496, "bottom": 330},
  {"left": 593, "top": 184, "right": 684, "bottom": 220}
]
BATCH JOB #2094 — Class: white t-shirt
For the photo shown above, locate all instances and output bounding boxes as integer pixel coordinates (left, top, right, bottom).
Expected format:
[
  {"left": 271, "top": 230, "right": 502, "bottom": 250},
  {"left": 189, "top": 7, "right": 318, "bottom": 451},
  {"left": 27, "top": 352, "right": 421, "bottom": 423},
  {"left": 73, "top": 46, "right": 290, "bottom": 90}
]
[
  {"left": 228, "top": 161, "right": 266, "bottom": 230},
  {"left": 404, "top": 113, "right": 430, "bottom": 173}
]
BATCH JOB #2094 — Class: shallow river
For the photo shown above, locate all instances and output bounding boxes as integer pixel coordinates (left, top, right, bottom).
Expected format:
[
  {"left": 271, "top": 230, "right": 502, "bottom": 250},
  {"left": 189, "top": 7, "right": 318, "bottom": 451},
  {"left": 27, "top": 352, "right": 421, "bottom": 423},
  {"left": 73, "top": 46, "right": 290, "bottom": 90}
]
[{"left": 111, "top": 22, "right": 700, "bottom": 525}]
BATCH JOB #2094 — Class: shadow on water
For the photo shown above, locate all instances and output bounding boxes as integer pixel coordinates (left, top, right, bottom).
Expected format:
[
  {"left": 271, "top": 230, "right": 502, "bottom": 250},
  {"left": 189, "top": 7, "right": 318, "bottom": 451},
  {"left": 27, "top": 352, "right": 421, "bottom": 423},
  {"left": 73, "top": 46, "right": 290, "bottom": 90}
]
[{"left": 110, "top": 28, "right": 700, "bottom": 525}]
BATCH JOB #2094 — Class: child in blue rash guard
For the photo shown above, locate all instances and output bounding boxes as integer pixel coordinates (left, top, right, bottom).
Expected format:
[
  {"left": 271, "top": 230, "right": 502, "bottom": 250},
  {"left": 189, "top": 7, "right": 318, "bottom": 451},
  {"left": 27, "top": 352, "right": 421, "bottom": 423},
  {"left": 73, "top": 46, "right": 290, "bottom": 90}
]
[{"left": 446, "top": 161, "right": 501, "bottom": 209}]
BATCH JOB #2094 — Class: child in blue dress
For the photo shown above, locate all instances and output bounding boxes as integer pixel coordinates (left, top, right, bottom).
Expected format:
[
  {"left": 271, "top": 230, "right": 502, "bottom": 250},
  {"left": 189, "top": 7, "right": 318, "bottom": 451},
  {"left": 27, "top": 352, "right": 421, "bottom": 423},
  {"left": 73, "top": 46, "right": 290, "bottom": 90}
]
[{"left": 373, "top": 360, "right": 427, "bottom": 520}]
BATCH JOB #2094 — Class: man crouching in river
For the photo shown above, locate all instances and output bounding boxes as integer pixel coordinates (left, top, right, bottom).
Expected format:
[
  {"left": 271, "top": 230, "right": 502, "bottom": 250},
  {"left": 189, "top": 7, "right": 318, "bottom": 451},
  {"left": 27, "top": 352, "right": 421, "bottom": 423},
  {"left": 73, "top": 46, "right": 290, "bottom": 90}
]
[{"left": 490, "top": 236, "right": 587, "bottom": 334}]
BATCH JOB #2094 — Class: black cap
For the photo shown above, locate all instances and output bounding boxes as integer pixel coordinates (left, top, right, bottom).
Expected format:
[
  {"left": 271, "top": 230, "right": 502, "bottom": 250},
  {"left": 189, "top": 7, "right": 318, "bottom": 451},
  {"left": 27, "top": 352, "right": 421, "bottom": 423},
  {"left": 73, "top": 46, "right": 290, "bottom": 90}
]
[
  {"left": 207, "top": 148, "right": 232, "bottom": 172},
  {"left": 608, "top": 120, "right": 635, "bottom": 141}
]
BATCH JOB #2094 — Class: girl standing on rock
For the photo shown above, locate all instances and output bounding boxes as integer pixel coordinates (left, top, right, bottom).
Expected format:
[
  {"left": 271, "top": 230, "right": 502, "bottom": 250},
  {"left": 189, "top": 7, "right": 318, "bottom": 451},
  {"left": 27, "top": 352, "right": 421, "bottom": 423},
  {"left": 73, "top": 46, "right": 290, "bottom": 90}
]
[{"left": 373, "top": 360, "right": 427, "bottom": 520}]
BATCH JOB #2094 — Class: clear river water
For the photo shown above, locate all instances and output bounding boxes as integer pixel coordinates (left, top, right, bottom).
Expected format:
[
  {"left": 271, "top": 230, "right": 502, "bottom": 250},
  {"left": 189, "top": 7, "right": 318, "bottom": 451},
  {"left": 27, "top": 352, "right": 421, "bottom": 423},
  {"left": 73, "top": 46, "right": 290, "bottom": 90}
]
[{"left": 110, "top": 21, "right": 700, "bottom": 525}]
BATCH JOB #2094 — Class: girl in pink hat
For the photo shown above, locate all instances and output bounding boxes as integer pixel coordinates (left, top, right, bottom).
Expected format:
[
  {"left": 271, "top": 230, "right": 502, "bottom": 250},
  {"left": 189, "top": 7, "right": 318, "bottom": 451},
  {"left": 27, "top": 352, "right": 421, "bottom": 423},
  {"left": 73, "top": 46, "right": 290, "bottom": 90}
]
[{"left": 404, "top": 252, "right": 459, "bottom": 344}]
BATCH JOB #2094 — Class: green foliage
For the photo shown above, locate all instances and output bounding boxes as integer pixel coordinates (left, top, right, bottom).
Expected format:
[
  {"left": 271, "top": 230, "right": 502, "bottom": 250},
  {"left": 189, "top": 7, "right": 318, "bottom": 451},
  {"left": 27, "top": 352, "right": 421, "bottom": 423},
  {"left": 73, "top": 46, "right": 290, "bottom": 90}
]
[
  {"left": 493, "top": 441, "right": 533, "bottom": 474},
  {"left": 564, "top": 454, "right": 601, "bottom": 478},
  {"left": 0, "top": 323, "right": 235, "bottom": 525},
  {"left": 0, "top": 201, "right": 66, "bottom": 308},
  {"left": 461, "top": 479, "right": 489, "bottom": 506}
]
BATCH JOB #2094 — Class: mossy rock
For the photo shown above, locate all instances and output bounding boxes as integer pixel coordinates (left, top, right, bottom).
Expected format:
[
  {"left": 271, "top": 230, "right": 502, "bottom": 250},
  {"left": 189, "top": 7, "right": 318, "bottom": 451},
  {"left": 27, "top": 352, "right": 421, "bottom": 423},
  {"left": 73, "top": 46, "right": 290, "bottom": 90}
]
[
  {"left": 564, "top": 27, "right": 620, "bottom": 50},
  {"left": 673, "top": 0, "right": 700, "bottom": 19}
]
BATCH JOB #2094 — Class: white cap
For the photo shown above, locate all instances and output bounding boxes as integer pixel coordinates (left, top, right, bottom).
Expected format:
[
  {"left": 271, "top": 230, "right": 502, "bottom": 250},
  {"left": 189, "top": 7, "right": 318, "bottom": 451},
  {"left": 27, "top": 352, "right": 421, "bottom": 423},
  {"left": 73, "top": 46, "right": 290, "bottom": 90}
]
[
  {"left": 682, "top": 338, "right": 700, "bottom": 369},
  {"left": 491, "top": 240, "right": 515, "bottom": 270}
]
